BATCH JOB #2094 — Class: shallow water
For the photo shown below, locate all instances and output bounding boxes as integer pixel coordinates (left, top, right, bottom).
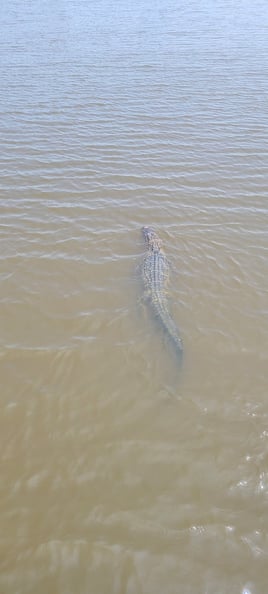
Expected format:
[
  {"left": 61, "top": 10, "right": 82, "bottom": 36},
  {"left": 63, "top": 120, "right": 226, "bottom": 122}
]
[{"left": 1, "top": 0, "right": 268, "bottom": 592}]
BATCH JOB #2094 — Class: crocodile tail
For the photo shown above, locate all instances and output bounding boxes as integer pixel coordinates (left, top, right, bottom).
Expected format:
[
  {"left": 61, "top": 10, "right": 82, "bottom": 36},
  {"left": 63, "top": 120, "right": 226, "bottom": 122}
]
[{"left": 153, "top": 301, "right": 183, "bottom": 360}]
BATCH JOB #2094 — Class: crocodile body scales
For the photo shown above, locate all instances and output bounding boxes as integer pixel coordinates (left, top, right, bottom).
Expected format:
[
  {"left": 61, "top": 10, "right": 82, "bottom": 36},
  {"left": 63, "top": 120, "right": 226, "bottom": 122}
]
[{"left": 142, "top": 226, "right": 183, "bottom": 359}]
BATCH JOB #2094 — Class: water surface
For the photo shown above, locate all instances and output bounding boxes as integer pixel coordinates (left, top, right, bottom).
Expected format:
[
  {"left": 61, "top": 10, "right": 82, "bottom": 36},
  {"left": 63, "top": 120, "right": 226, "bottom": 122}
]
[{"left": 1, "top": 0, "right": 268, "bottom": 592}]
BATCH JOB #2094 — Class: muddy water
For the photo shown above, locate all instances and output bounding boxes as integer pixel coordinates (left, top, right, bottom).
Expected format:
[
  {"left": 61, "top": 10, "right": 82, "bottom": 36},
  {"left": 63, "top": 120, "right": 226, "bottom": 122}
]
[{"left": 1, "top": 0, "right": 268, "bottom": 592}]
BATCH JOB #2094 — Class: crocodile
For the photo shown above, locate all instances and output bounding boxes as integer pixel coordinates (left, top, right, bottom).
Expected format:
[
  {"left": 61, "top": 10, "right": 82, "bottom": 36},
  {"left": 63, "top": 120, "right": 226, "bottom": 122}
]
[{"left": 142, "top": 226, "right": 183, "bottom": 360}]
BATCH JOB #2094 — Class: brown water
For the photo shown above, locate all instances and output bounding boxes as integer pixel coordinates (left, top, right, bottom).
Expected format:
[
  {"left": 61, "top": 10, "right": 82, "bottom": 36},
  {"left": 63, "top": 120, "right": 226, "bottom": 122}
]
[{"left": 1, "top": 0, "right": 268, "bottom": 592}]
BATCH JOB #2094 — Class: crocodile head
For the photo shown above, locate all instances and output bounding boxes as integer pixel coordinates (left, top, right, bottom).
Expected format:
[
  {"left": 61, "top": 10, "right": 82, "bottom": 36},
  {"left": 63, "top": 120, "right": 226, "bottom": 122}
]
[{"left": 142, "top": 226, "right": 163, "bottom": 251}]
